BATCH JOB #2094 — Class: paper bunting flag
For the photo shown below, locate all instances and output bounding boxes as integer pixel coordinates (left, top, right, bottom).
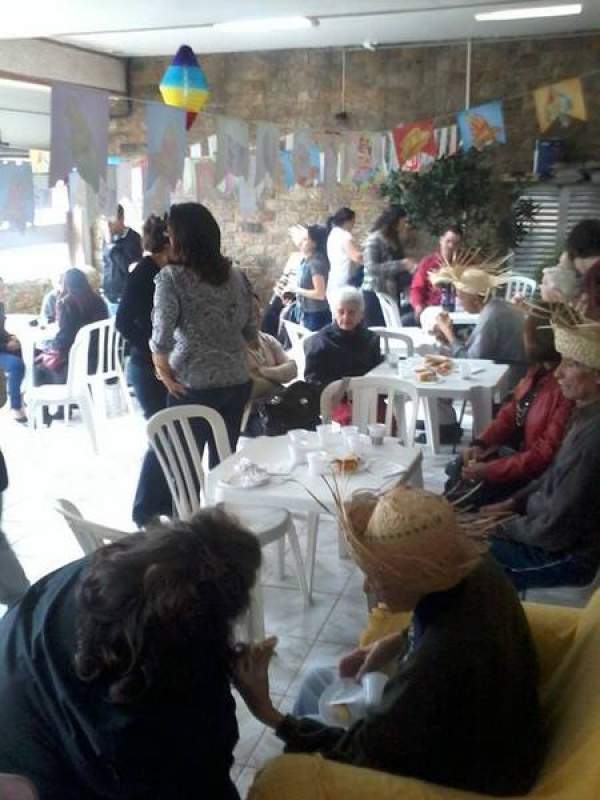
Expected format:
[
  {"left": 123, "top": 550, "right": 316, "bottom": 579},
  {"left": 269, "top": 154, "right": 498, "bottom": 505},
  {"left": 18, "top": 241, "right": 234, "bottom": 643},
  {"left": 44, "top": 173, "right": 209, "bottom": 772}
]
[
  {"left": 0, "top": 162, "right": 34, "bottom": 231},
  {"left": 145, "top": 102, "right": 186, "bottom": 215},
  {"left": 50, "top": 82, "right": 108, "bottom": 193},
  {"left": 159, "top": 44, "right": 210, "bottom": 130},
  {"left": 216, "top": 116, "right": 250, "bottom": 186},
  {"left": 255, "top": 122, "right": 280, "bottom": 186},
  {"left": 534, "top": 77, "right": 587, "bottom": 133},
  {"left": 322, "top": 134, "right": 340, "bottom": 199},
  {"left": 391, "top": 121, "right": 437, "bottom": 168},
  {"left": 341, "top": 133, "right": 384, "bottom": 186},
  {"left": 457, "top": 101, "right": 506, "bottom": 150},
  {"left": 292, "top": 129, "right": 319, "bottom": 186}
]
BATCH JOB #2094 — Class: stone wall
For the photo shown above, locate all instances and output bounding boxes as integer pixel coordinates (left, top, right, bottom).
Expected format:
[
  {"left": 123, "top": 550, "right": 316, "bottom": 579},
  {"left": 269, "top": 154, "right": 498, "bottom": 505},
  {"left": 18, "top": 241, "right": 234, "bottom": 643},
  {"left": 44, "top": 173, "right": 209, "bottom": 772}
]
[{"left": 109, "top": 34, "right": 600, "bottom": 300}]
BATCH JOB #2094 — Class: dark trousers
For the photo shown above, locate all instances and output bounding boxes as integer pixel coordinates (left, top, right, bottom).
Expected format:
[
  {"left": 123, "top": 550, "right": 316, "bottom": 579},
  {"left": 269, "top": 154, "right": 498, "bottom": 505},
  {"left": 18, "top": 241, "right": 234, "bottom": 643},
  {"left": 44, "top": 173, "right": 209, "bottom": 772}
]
[
  {"left": 0, "top": 352, "right": 25, "bottom": 410},
  {"left": 127, "top": 356, "right": 168, "bottom": 420},
  {"left": 490, "top": 537, "right": 598, "bottom": 592},
  {"left": 132, "top": 381, "right": 252, "bottom": 527},
  {"left": 362, "top": 290, "right": 385, "bottom": 328}
]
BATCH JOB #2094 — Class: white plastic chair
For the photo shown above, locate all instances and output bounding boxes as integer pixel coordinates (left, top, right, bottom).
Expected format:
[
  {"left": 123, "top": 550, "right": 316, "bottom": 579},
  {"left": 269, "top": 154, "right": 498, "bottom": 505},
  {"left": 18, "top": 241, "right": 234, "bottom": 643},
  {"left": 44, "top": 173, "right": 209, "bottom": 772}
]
[
  {"left": 369, "top": 327, "right": 414, "bottom": 358},
  {"left": 0, "top": 774, "right": 38, "bottom": 800},
  {"left": 281, "top": 319, "right": 313, "bottom": 380},
  {"left": 320, "top": 375, "right": 419, "bottom": 445},
  {"left": 504, "top": 276, "right": 537, "bottom": 301},
  {"left": 374, "top": 292, "right": 403, "bottom": 328},
  {"left": 146, "top": 405, "right": 312, "bottom": 638},
  {"left": 78, "top": 318, "right": 133, "bottom": 419},
  {"left": 55, "top": 499, "right": 133, "bottom": 554},
  {"left": 26, "top": 335, "right": 98, "bottom": 452}
]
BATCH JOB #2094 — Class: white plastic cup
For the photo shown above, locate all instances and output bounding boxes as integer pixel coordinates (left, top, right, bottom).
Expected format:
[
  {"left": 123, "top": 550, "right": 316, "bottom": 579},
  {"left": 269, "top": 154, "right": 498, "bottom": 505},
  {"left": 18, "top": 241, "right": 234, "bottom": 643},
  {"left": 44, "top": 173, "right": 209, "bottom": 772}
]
[
  {"left": 368, "top": 423, "right": 386, "bottom": 446},
  {"left": 287, "top": 429, "right": 306, "bottom": 443},
  {"left": 316, "top": 423, "right": 334, "bottom": 446},
  {"left": 386, "top": 351, "right": 399, "bottom": 369},
  {"left": 341, "top": 425, "right": 359, "bottom": 446},
  {"left": 460, "top": 362, "right": 471, "bottom": 379},
  {"left": 362, "top": 671, "right": 389, "bottom": 707},
  {"left": 307, "top": 450, "right": 330, "bottom": 477}
]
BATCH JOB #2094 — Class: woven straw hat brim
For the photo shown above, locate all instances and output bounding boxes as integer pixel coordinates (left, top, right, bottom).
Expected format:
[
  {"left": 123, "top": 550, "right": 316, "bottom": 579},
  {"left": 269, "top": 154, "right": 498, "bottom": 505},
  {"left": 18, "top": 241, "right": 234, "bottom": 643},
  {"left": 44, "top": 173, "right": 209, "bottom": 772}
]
[{"left": 554, "top": 324, "right": 600, "bottom": 371}]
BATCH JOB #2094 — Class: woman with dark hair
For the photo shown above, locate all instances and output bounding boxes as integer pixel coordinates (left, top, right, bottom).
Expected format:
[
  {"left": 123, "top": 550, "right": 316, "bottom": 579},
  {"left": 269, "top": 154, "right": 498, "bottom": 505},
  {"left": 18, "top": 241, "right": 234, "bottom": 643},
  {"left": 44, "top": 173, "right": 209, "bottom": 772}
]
[
  {"left": 133, "top": 202, "right": 255, "bottom": 527},
  {"left": 116, "top": 215, "right": 170, "bottom": 418},
  {"left": 326, "top": 207, "right": 363, "bottom": 305},
  {"left": 294, "top": 224, "right": 331, "bottom": 331},
  {"left": 0, "top": 509, "right": 261, "bottom": 799},
  {"left": 362, "top": 206, "right": 416, "bottom": 327},
  {"left": 445, "top": 307, "right": 574, "bottom": 509},
  {"left": 34, "top": 268, "right": 108, "bottom": 386},
  {"left": 566, "top": 218, "right": 600, "bottom": 318}
]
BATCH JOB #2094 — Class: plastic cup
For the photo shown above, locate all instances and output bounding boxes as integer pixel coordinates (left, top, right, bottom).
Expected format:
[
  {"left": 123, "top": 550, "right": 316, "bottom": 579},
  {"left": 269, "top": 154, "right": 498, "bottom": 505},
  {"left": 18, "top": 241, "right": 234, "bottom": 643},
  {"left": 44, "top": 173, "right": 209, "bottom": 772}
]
[
  {"left": 362, "top": 672, "right": 388, "bottom": 707},
  {"left": 316, "top": 423, "right": 335, "bottom": 446},
  {"left": 460, "top": 362, "right": 471, "bottom": 379},
  {"left": 287, "top": 429, "right": 306, "bottom": 443},
  {"left": 341, "top": 425, "right": 359, "bottom": 446},
  {"left": 368, "top": 423, "right": 386, "bottom": 446},
  {"left": 307, "top": 450, "right": 330, "bottom": 477}
]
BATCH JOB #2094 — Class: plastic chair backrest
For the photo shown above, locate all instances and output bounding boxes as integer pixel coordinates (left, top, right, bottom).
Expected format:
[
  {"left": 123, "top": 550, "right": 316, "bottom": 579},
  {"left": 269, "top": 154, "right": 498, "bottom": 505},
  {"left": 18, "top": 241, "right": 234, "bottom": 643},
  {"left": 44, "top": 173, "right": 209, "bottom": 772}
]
[
  {"left": 76, "top": 318, "right": 122, "bottom": 382},
  {"left": 505, "top": 276, "right": 537, "bottom": 301},
  {"left": 64, "top": 335, "right": 92, "bottom": 394},
  {"left": 55, "top": 499, "right": 132, "bottom": 555},
  {"left": 374, "top": 292, "right": 403, "bottom": 328},
  {"left": 282, "top": 320, "right": 313, "bottom": 380},
  {"left": 369, "top": 327, "right": 414, "bottom": 357},
  {"left": 320, "top": 375, "right": 418, "bottom": 442},
  {"left": 146, "top": 405, "right": 232, "bottom": 520},
  {"left": 0, "top": 774, "right": 38, "bottom": 800}
]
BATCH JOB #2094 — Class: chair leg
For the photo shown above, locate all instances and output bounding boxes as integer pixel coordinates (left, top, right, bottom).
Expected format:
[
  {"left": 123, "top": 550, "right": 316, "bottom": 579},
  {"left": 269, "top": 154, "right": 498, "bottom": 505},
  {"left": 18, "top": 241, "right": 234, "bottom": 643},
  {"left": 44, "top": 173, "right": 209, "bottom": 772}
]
[
  {"left": 304, "top": 512, "right": 319, "bottom": 598},
  {"left": 286, "top": 520, "right": 312, "bottom": 606},
  {"left": 276, "top": 537, "right": 285, "bottom": 580},
  {"left": 78, "top": 392, "right": 99, "bottom": 453}
]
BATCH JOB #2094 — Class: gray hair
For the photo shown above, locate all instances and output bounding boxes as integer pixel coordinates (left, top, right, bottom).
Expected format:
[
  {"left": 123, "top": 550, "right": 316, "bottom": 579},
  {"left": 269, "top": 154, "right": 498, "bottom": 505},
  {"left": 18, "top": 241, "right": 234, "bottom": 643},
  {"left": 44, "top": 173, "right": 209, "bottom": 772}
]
[{"left": 332, "top": 286, "right": 364, "bottom": 311}]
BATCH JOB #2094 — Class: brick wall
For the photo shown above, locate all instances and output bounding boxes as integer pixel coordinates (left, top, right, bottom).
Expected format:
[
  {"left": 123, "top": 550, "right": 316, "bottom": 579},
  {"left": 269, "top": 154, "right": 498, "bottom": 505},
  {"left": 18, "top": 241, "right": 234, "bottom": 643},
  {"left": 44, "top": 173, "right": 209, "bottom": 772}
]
[{"left": 109, "top": 34, "right": 600, "bottom": 300}]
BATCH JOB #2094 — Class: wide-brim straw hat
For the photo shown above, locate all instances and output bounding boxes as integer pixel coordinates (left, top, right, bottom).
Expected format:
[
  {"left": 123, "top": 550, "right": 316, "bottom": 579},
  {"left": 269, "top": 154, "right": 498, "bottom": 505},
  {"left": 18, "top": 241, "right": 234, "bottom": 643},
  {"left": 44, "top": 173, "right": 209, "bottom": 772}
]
[
  {"left": 429, "top": 250, "right": 510, "bottom": 297},
  {"left": 553, "top": 320, "right": 600, "bottom": 370},
  {"left": 338, "top": 486, "right": 492, "bottom": 595}
]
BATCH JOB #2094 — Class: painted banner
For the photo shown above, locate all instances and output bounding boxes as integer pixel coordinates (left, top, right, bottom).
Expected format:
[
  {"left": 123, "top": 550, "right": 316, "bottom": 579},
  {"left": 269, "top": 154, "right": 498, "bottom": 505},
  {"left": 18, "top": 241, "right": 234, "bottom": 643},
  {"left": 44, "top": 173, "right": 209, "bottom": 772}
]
[
  {"left": 145, "top": 102, "right": 186, "bottom": 215},
  {"left": 534, "top": 77, "right": 587, "bottom": 132},
  {"left": 391, "top": 121, "right": 437, "bottom": 168},
  {"left": 341, "top": 133, "right": 384, "bottom": 185},
  {"left": 457, "top": 101, "right": 506, "bottom": 150},
  {"left": 292, "top": 129, "right": 320, "bottom": 186},
  {"left": 255, "top": 121, "right": 280, "bottom": 186},
  {"left": 0, "top": 162, "right": 34, "bottom": 231},
  {"left": 216, "top": 116, "right": 250, "bottom": 185},
  {"left": 50, "top": 81, "right": 109, "bottom": 192}
]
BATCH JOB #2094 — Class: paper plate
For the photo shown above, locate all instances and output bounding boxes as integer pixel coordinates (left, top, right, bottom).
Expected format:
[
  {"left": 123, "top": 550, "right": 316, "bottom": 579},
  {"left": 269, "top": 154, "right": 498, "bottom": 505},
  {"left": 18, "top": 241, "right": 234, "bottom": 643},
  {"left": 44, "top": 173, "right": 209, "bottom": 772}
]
[{"left": 318, "top": 678, "right": 365, "bottom": 729}]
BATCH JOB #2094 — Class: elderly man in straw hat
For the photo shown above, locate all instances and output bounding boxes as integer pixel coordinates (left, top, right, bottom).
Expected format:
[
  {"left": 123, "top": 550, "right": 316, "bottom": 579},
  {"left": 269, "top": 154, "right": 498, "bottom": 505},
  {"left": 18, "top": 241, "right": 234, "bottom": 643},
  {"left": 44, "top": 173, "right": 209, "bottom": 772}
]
[
  {"left": 485, "top": 309, "right": 600, "bottom": 591},
  {"left": 235, "top": 487, "right": 543, "bottom": 796},
  {"left": 433, "top": 259, "right": 527, "bottom": 391}
]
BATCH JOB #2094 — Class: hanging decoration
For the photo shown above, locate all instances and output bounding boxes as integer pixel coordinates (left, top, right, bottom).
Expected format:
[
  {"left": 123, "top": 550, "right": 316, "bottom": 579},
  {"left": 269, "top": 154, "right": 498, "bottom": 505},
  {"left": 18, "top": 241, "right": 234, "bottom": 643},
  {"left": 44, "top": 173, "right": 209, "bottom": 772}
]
[
  {"left": 457, "top": 101, "right": 506, "bottom": 150},
  {"left": 159, "top": 44, "right": 210, "bottom": 131},
  {"left": 391, "top": 121, "right": 437, "bottom": 168},
  {"left": 533, "top": 77, "right": 587, "bottom": 132},
  {"left": 145, "top": 101, "right": 186, "bottom": 215}
]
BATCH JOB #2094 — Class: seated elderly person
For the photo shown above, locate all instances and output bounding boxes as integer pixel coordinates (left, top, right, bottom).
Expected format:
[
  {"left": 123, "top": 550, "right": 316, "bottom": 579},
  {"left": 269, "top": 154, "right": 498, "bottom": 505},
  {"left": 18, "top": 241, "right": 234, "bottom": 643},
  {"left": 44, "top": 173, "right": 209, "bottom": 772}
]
[
  {"left": 433, "top": 259, "right": 527, "bottom": 392},
  {"left": 235, "top": 487, "right": 543, "bottom": 796},
  {"left": 304, "top": 287, "right": 382, "bottom": 391},
  {"left": 540, "top": 253, "right": 580, "bottom": 304},
  {"left": 245, "top": 296, "right": 298, "bottom": 435},
  {"left": 485, "top": 309, "right": 600, "bottom": 590},
  {"left": 0, "top": 510, "right": 261, "bottom": 799},
  {"left": 446, "top": 307, "right": 573, "bottom": 508}
]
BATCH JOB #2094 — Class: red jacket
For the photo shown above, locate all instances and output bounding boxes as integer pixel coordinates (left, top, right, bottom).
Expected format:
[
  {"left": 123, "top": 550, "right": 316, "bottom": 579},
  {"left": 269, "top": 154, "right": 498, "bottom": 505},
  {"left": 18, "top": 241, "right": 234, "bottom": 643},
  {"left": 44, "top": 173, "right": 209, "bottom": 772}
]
[
  {"left": 477, "top": 365, "right": 573, "bottom": 484},
  {"left": 409, "top": 252, "right": 443, "bottom": 311}
]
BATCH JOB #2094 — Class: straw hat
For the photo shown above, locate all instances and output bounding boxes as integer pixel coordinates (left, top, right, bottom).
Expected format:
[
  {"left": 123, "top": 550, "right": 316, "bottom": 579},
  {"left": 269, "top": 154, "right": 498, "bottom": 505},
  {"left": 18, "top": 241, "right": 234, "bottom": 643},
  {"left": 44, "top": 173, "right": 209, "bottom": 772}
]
[
  {"left": 429, "top": 250, "right": 510, "bottom": 296},
  {"left": 338, "top": 486, "right": 491, "bottom": 595},
  {"left": 552, "top": 311, "right": 600, "bottom": 371}
]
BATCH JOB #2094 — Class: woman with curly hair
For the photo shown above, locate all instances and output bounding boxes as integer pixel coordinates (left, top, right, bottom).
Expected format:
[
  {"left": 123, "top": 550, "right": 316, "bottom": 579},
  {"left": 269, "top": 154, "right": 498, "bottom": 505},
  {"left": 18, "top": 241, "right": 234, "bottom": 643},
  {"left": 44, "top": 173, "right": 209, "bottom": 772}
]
[{"left": 0, "top": 509, "right": 261, "bottom": 799}]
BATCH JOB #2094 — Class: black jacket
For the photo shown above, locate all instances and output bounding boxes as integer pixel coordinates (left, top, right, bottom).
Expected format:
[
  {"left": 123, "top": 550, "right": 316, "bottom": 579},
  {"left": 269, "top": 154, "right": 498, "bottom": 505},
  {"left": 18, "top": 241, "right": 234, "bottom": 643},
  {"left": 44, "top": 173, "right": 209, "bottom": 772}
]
[
  {"left": 102, "top": 228, "right": 143, "bottom": 303},
  {"left": 115, "top": 255, "right": 160, "bottom": 364},
  {"left": 304, "top": 322, "right": 382, "bottom": 389}
]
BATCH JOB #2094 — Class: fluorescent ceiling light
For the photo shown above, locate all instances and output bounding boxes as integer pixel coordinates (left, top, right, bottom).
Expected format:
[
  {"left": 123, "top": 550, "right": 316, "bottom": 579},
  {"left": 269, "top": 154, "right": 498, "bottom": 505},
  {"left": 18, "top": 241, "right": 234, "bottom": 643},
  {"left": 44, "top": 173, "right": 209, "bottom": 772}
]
[
  {"left": 214, "top": 16, "right": 313, "bottom": 33},
  {"left": 475, "top": 4, "right": 582, "bottom": 21}
]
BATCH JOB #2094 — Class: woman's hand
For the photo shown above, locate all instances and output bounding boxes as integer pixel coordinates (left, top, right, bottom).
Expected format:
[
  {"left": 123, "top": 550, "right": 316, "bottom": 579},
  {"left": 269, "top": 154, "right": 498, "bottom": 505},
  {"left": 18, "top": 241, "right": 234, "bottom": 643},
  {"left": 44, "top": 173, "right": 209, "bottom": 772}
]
[
  {"left": 461, "top": 445, "right": 484, "bottom": 465},
  {"left": 338, "top": 632, "right": 403, "bottom": 682},
  {"left": 435, "top": 312, "right": 454, "bottom": 342},
  {"left": 4, "top": 335, "right": 21, "bottom": 353},
  {"left": 233, "top": 637, "right": 283, "bottom": 729},
  {"left": 152, "top": 355, "right": 187, "bottom": 399},
  {"left": 462, "top": 461, "right": 486, "bottom": 481}
]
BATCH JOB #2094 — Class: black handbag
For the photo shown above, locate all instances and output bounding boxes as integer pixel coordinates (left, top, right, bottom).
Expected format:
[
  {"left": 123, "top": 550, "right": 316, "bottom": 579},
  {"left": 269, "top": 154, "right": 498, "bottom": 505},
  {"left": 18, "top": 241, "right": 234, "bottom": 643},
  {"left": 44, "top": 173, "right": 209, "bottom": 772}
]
[{"left": 262, "top": 381, "right": 321, "bottom": 436}]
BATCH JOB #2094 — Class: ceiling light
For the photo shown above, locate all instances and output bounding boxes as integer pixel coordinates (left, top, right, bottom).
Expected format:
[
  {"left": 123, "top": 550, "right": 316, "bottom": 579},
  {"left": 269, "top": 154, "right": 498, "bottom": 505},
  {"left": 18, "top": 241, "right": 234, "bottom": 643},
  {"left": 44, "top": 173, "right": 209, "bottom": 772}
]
[
  {"left": 213, "top": 16, "right": 314, "bottom": 34},
  {"left": 475, "top": 4, "right": 582, "bottom": 21}
]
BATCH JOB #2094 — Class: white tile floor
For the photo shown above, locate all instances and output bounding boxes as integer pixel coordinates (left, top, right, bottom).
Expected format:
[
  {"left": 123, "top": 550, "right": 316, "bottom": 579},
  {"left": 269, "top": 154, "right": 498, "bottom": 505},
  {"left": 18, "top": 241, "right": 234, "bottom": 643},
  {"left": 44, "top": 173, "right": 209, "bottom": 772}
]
[{"left": 0, "top": 399, "right": 453, "bottom": 797}]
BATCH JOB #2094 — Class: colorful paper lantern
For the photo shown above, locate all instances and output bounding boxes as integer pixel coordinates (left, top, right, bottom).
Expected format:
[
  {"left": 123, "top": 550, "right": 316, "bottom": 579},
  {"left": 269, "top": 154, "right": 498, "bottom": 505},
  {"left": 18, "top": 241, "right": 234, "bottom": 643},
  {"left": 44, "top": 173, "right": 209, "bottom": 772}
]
[{"left": 159, "top": 45, "right": 210, "bottom": 130}]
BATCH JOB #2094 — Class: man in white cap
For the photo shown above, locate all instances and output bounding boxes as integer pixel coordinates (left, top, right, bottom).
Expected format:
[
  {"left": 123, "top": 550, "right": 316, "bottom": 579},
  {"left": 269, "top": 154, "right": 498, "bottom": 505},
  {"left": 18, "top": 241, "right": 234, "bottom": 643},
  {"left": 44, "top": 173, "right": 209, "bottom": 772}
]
[
  {"left": 235, "top": 487, "right": 543, "bottom": 796},
  {"left": 486, "top": 312, "right": 600, "bottom": 590}
]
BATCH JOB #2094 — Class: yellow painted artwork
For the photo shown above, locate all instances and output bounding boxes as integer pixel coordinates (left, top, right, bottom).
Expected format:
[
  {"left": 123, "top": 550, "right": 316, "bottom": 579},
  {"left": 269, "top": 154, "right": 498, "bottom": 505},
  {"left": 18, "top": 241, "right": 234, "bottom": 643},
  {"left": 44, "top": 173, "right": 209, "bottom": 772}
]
[{"left": 534, "top": 77, "right": 587, "bottom": 133}]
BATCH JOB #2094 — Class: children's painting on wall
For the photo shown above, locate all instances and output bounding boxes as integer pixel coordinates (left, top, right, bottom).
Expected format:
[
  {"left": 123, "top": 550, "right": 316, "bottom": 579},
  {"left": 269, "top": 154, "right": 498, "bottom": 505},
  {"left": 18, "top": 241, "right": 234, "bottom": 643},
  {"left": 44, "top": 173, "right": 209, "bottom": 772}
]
[
  {"left": 457, "top": 101, "right": 506, "bottom": 150},
  {"left": 534, "top": 77, "right": 587, "bottom": 133}
]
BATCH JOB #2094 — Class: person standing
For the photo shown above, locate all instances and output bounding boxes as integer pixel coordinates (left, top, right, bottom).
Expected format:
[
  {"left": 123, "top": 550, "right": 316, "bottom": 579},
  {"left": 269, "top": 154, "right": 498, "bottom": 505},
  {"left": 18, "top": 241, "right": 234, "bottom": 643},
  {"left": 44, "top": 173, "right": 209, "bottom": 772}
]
[
  {"left": 132, "top": 203, "right": 255, "bottom": 527},
  {"left": 116, "top": 215, "right": 170, "bottom": 419},
  {"left": 362, "top": 206, "right": 415, "bottom": 327},
  {"left": 565, "top": 218, "right": 600, "bottom": 318},
  {"left": 294, "top": 224, "right": 331, "bottom": 332},
  {"left": 326, "top": 208, "right": 363, "bottom": 306},
  {"left": 101, "top": 205, "right": 142, "bottom": 315},
  {"left": 409, "top": 225, "right": 463, "bottom": 323}
]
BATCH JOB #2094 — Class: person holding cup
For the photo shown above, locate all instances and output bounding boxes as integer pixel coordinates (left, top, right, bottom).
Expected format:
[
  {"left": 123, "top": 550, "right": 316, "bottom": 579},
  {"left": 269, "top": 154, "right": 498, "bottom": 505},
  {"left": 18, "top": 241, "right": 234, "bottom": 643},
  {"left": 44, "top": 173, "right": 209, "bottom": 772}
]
[{"left": 234, "top": 487, "right": 543, "bottom": 796}]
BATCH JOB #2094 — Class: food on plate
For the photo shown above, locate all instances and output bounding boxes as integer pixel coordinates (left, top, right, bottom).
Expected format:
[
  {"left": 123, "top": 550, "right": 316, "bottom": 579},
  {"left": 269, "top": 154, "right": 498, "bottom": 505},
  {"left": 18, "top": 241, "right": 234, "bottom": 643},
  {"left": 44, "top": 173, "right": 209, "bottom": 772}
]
[
  {"left": 423, "top": 354, "right": 453, "bottom": 375},
  {"left": 414, "top": 367, "right": 438, "bottom": 382},
  {"left": 328, "top": 703, "right": 353, "bottom": 727},
  {"left": 332, "top": 453, "right": 361, "bottom": 473}
]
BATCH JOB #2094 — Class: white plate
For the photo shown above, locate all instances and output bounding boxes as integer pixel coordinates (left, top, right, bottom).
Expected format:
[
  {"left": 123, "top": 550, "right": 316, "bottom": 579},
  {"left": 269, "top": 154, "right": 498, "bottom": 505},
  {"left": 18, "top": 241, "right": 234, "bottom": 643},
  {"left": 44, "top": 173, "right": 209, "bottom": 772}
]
[{"left": 218, "top": 473, "right": 270, "bottom": 490}]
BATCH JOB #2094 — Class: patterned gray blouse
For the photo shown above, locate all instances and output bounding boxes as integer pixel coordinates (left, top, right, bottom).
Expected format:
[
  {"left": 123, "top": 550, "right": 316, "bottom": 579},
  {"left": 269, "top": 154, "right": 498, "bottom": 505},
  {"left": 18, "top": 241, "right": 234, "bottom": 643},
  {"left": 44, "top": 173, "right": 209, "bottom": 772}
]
[{"left": 150, "top": 264, "right": 256, "bottom": 390}]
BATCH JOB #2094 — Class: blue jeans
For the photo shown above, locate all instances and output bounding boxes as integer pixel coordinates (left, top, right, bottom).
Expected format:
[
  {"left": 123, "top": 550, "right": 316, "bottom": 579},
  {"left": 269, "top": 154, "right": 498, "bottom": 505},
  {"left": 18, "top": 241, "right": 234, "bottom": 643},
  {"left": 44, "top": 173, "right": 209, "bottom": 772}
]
[
  {"left": 127, "top": 357, "right": 167, "bottom": 420},
  {"left": 293, "top": 666, "right": 336, "bottom": 720},
  {"left": 0, "top": 352, "right": 25, "bottom": 410},
  {"left": 132, "top": 381, "right": 252, "bottom": 527},
  {"left": 301, "top": 309, "right": 332, "bottom": 332},
  {"left": 490, "top": 537, "right": 598, "bottom": 591}
]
